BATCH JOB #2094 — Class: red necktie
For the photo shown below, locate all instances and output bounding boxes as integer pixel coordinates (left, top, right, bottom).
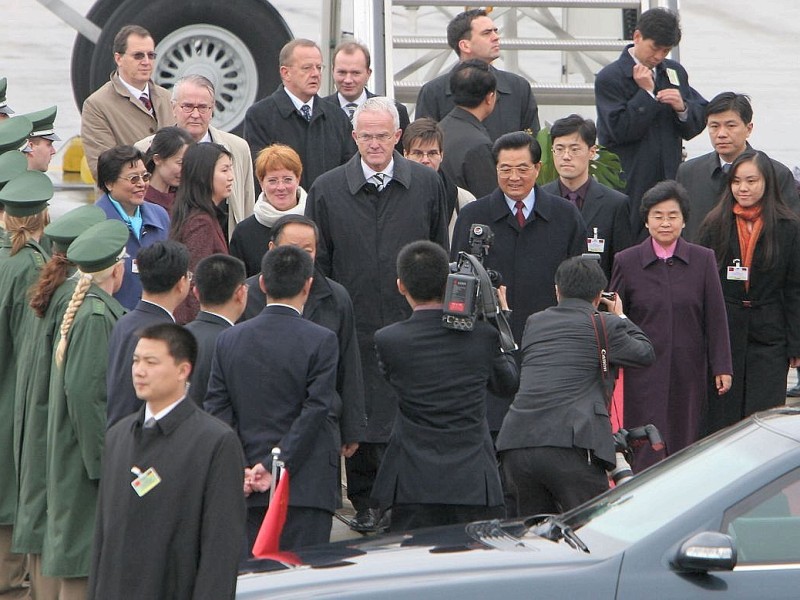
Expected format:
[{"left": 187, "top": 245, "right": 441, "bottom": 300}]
[
  {"left": 515, "top": 200, "right": 526, "bottom": 227},
  {"left": 139, "top": 94, "right": 153, "bottom": 113}
]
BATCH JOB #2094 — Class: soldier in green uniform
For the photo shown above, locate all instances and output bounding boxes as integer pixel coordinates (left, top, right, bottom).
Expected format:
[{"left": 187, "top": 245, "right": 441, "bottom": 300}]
[
  {"left": 12, "top": 205, "right": 106, "bottom": 600},
  {"left": 0, "top": 115, "right": 33, "bottom": 245},
  {"left": 0, "top": 169, "right": 52, "bottom": 599},
  {"left": 43, "top": 219, "right": 128, "bottom": 600},
  {"left": 0, "top": 77, "right": 14, "bottom": 120},
  {"left": 20, "top": 106, "right": 59, "bottom": 173}
]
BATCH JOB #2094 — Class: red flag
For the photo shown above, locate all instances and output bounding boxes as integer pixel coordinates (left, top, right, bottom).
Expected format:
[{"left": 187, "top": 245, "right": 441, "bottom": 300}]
[{"left": 252, "top": 469, "right": 292, "bottom": 559}]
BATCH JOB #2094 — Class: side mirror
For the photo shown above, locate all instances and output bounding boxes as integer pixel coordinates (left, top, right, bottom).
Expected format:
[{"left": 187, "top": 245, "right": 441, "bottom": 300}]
[{"left": 673, "top": 532, "right": 737, "bottom": 573}]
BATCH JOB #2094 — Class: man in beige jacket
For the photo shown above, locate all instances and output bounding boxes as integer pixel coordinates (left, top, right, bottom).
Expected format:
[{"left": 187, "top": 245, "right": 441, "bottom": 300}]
[
  {"left": 136, "top": 75, "right": 255, "bottom": 239},
  {"left": 81, "top": 25, "right": 174, "bottom": 180}
]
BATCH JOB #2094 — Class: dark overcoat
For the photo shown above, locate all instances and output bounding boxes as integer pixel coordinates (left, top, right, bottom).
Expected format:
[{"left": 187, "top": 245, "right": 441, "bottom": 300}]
[
  {"left": 542, "top": 178, "right": 634, "bottom": 280},
  {"left": 242, "top": 269, "right": 367, "bottom": 446},
  {"left": 595, "top": 45, "right": 707, "bottom": 236},
  {"left": 243, "top": 86, "right": 356, "bottom": 190},
  {"left": 415, "top": 64, "right": 540, "bottom": 139},
  {"left": 610, "top": 237, "right": 732, "bottom": 470},
  {"left": 372, "top": 309, "right": 518, "bottom": 509},
  {"left": 698, "top": 217, "right": 800, "bottom": 431},
  {"left": 205, "top": 305, "right": 341, "bottom": 513},
  {"left": 305, "top": 152, "right": 449, "bottom": 442},
  {"left": 88, "top": 401, "right": 245, "bottom": 600}
]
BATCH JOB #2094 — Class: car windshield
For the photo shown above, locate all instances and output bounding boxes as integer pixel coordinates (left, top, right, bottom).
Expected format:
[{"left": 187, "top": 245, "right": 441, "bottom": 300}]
[{"left": 556, "top": 418, "right": 798, "bottom": 545}]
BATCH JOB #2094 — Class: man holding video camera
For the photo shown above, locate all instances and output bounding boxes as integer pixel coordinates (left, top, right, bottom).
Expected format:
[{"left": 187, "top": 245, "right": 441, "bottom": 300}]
[
  {"left": 496, "top": 256, "right": 655, "bottom": 517},
  {"left": 372, "top": 241, "right": 519, "bottom": 531}
]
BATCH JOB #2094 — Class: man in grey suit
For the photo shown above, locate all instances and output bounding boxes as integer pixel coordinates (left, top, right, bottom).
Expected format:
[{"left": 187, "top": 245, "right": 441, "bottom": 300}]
[
  {"left": 541, "top": 114, "right": 634, "bottom": 280},
  {"left": 496, "top": 256, "right": 655, "bottom": 517},
  {"left": 676, "top": 92, "right": 800, "bottom": 242},
  {"left": 185, "top": 254, "right": 247, "bottom": 407}
]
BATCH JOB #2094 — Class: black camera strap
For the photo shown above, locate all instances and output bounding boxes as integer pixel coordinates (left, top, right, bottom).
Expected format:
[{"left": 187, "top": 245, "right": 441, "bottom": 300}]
[{"left": 590, "top": 312, "right": 614, "bottom": 410}]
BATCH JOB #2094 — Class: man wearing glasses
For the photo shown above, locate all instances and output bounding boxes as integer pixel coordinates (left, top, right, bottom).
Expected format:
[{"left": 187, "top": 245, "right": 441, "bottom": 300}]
[
  {"left": 244, "top": 39, "right": 355, "bottom": 191},
  {"left": 82, "top": 25, "right": 175, "bottom": 180},
  {"left": 451, "top": 132, "right": 587, "bottom": 434},
  {"left": 136, "top": 74, "right": 255, "bottom": 239},
  {"left": 306, "top": 96, "right": 448, "bottom": 533},
  {"left": 541, "top": 114, "right": 633, "bottom": 280}
]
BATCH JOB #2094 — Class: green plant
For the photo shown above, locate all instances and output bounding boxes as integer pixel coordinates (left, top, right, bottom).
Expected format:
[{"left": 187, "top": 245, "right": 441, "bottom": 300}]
[{"left": 532, "top": 126, "right": 626, "bottom": 191}]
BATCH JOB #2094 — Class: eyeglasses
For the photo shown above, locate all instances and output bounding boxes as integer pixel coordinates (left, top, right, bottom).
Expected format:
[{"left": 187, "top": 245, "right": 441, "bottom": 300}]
[
  {"left": 177, "top": 103, "right": 212, "bottom": 115},
  {"left": 265, "top": 176, "right": 297, "bottom": 187},
  {"left": 497, "top": 165, "right": 535, "bottom": 177},
  {"left": 355, "top": 132, "right": 394, "bottom": 143},
  {"left": 296, "top": 64, "right": 324, "bottom": 73},
  {"left": 552, "top": 145, "right": 589, "bottom": 157},
  {"left": 124, "top": 51, "right": 157, "bottom": 61},
  {"left": 116, "top": 250, "right": 131, "bottom": 263},
  {"left": 407, "top": 149, "right": 441, "bottom": 159},
  {"left": 185, "top": 271, "right": 194, "bottom": 283},
  {"left": 118, "top": 172, "right": 152, "bottom": 185},
  {"left": 648, "top": 214, "right": 683, "bottom": 223}
]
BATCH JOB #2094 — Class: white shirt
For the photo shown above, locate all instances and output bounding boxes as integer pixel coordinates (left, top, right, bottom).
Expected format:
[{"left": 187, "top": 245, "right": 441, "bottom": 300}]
[
  {"left": 141, "top": 299, "right": 175, "bottom": 322},
  {"left": 268, "top": 302, "right": 302, "bottom": 316},
  {"left": 337, "top": 90, "right": 367, "bottom": 109},
  {"left": 118, "top": 74, "right": 150, "bottom": 99},
  {"left": 361, "top": 158, "right": 395, "bottom": 186},
  {"left": 144, "top": 396, "right": 185, "bottom": 423},
  {"left": 283, "top": 88, "right": 314, "bottom": 114}
]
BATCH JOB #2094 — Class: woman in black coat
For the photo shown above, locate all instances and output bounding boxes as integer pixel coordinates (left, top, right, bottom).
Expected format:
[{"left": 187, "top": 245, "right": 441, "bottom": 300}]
[{"left": 698, "top": 150, "right": 800, "bottom": 433}]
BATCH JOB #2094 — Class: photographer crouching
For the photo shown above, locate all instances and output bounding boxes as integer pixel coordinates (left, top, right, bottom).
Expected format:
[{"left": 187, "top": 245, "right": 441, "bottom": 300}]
[
  {"left": 497, "top": 256, "right": 655, "bottom": 518},
  {"left": 371, "top": 241, "right": 519, "bottom": 531}
]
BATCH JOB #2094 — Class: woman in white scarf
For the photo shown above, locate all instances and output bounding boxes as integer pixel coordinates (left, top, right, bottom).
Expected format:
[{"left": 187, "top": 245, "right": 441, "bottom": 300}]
[{"left": 229, "top": 144, "right": 307, "bottom": 276}]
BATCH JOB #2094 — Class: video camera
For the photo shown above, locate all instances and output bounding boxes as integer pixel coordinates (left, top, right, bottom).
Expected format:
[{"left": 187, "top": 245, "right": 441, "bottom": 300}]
[
  {"left": 443, "top": 224, "right": 517, "bottom": 353},
  {"left": 608, "top": 424, "right": 665, "bottom": 485}
]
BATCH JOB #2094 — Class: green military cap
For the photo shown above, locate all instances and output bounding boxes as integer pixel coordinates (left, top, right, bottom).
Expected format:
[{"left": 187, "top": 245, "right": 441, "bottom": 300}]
[
  {"left": 44, "top": 205, "right": 106, "bottom": 250},
  {"left": 67, "top": 219, "right": 129, "bottom": 272},
  {"left": 0, "top": 150, "right": 28, "bottom": 190},
  {"left": 0, "top": 170, "right": 53, "bottom": 216},
  {"left": 0, "top": 77, "right": 14, "bottom": 116},
  {"left": 21, "top": 106, "right": 60, "bottom": 141},
  {"left": 0, "top": 115, "right": 32, "bottom": 152}
]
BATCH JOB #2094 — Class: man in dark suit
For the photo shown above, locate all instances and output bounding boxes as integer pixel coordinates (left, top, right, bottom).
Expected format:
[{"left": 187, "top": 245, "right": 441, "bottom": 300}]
[
  {"left": 205, "top": 245, "right": 340, "bottom": 555},
  {"left": 240, "top": 215, "right": 366, "bottom": 463},
  {"left": 415, "top": 8, "right": 540, "bottom": 140},
  {"left": 595, "top": 8, "right": 706, "bottom": 238},
  {"left": 106, "top": 241, "right": 191, "bottom": 426},
  {"left": 243, "top": 39, "right": 356, "bottom": 191},
  {"left": 306, "top": 96, "right": 449, "bottom": 532},
  {"left": 496, "top": 256, "right": 655, "bottom": 517},
  {"left": 438, "top": 59, "right": 498, "bottom": 200},
  {"left": 185, "top": 254, "right": 247, "bottom": 407},
  {"left": 541, "top": 114, "right": 633, "bottom": 280},
  {"left": 451, "top": 131, "right": 587, "bottom": 432},
  {"left": 324, "top": 40, "right": 410, "bottom": 154},
  {"left": 676, "top": 92, "right": 800, "bottom": 243},
  {"left": 373, "top": 241, "right": 518, "bottom": 531}
]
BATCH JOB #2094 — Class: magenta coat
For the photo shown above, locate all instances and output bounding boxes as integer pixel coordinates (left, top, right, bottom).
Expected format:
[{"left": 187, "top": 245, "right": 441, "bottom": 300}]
[{"left": 610, "top": 237, "right": 732, "bottom": 470}]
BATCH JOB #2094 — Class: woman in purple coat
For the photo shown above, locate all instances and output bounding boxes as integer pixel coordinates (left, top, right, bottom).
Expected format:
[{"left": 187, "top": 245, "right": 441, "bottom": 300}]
[{"left": 610, "top": 180, "right": 732, "bottom": 471}]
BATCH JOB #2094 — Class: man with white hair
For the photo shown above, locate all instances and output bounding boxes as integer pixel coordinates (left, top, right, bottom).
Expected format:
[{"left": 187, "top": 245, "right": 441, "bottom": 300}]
[
  {"left": 306, "top": 96, "right": 448, "bottom": 532},
  {"left": 137, "top": 74, "right": 255, "bottom": 238}
]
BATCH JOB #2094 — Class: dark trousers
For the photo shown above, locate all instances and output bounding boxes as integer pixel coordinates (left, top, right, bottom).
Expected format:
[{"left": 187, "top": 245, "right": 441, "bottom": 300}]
[
  {"left": 241, "top": 505, "right": 332, "bottom": 566},
  {"left": 390, "top": 503, "right": 505, "bottom": 533},
  {"left": 344, "top": 442, "right": 386, "bottom": 511},
  {"left": 501, "top": 446, "right": 609, "bottom": 518}
]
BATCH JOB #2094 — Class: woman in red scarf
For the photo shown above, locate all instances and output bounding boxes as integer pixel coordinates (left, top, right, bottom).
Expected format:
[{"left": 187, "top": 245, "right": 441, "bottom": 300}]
[{"left": 699, "top": 150, "right": 800, "bottom": 432}]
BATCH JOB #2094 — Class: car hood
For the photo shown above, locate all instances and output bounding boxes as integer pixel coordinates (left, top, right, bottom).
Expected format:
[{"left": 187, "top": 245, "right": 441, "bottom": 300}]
[{"left": 236, "top": 519, "right": 622, "bottom": 598}]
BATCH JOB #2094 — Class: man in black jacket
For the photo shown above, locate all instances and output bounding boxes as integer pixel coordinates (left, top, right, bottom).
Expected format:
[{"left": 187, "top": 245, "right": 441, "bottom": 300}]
[{"left": 496, "top": 257, "right": 655, "bottom": 517}]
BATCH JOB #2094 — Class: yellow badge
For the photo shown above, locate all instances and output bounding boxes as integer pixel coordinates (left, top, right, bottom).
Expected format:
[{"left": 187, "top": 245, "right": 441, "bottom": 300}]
[
  {"left": 131, "top": 466, "right": 161, "bottom": 497},
  {"left": 666, "top": 68, "right": 680, "bottom": 86}
]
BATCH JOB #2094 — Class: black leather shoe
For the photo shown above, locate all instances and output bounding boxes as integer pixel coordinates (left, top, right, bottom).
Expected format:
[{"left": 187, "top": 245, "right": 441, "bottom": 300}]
[
  {"left": 787, "top": 383, "right": 800, "bottom": 397},
  {"left": 350, "top": 508, "right": 379, "bottom": 533}
]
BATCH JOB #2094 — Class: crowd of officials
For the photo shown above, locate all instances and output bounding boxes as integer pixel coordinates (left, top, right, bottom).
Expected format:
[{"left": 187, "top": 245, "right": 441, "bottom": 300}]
[{"left": 1, "top": 5, "right": 800, "bottom": 599}]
